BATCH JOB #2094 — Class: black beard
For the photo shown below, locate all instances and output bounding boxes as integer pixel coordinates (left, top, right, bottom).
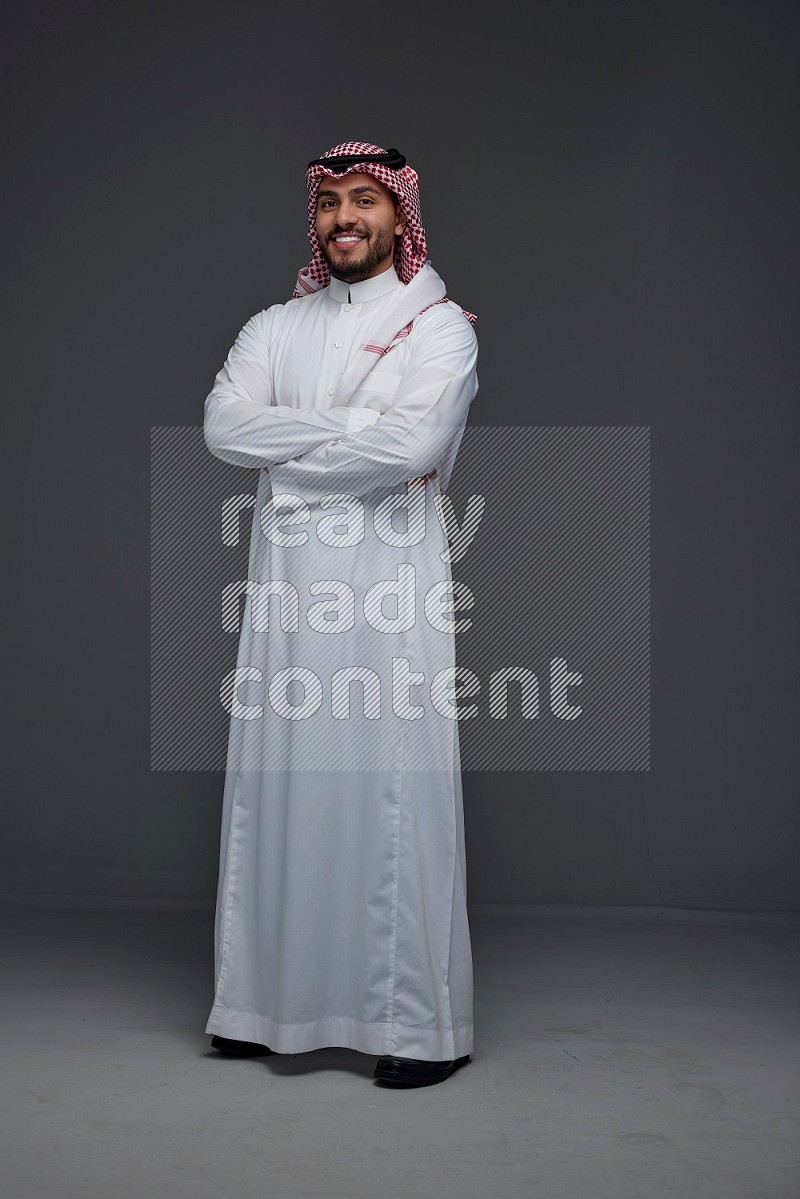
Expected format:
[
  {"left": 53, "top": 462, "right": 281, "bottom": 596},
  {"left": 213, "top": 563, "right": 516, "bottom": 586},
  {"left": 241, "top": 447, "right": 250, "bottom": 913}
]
[{"left": 321, "top": 226, "right": 396, "bottom": 283}]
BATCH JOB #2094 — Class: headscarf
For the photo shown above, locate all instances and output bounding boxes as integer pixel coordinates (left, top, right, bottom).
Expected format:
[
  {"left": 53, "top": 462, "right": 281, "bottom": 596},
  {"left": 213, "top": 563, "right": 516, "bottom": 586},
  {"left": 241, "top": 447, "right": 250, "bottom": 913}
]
[{"left": 291, "top": 140, "right": 476, "bottom": 324}]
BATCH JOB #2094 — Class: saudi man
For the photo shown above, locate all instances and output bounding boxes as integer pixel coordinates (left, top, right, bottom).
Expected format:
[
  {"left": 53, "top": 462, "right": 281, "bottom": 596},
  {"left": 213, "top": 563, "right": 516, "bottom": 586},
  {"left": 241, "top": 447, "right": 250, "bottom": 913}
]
[{"left": 202, "top": 141, "right": 479, "bottom": 1088}]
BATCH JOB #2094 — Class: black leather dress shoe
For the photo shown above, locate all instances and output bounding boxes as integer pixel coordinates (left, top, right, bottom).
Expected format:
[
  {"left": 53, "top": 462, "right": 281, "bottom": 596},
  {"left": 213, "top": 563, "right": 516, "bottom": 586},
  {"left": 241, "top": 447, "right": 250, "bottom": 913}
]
[
  {"left": 373, "top": 1053, "right": 470, "bottom": 1087},
  {"left": 210, "top": 1035, "right": 272, "bottom": 1057}
]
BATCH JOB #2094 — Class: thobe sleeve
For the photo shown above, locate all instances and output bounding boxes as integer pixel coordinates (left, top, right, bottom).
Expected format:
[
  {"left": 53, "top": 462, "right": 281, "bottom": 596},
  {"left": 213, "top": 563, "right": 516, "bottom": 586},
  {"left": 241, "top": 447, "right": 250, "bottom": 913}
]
[
  {"left": 436, "top": 411, "right": 468, "bottom": 494},
  {"left": 203, "top": 309, "right": 365, "bottom": 469},
  {"left": 267, "top": 306, "right": 479, "bottom": 502}
]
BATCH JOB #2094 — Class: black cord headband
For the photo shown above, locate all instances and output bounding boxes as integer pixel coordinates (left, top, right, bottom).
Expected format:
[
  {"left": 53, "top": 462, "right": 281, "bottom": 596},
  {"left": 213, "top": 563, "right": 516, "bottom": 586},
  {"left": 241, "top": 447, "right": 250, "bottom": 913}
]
[{"left": 306, "top": 147, "right": 407, "bottom": 172}]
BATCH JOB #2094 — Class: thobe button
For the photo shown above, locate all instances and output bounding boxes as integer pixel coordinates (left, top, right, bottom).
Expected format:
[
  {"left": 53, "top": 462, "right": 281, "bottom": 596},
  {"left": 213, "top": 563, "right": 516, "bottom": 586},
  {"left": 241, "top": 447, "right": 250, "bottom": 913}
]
[
  {"left": 327, "top": 387, "right": 335, "bottom": 396},
  {"left": 334, "top": 341, "right": 342, "bottom": 348}
]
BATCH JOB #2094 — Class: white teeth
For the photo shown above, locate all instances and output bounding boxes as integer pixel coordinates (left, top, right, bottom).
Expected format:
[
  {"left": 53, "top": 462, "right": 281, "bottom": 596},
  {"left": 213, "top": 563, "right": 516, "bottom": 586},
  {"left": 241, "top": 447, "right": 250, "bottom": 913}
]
[{"left": 335, "top": 236, "right": 363, "bottom": 243}]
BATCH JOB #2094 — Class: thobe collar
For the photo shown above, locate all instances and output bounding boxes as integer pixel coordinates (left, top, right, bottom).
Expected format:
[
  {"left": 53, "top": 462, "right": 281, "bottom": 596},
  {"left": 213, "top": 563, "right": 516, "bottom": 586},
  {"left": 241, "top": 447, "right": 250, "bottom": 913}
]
[{"left": 327, "top": 263, "right": 403, "bottom": 307}]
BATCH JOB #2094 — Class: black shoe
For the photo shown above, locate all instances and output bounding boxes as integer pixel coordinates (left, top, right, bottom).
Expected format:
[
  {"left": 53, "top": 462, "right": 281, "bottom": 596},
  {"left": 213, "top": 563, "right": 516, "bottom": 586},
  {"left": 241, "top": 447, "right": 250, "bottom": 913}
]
[
  {"left": 373, "top": 1053, "right": 470, "bottom": 1087},
  {"left": 211, "top": 1035, "right": 272, "bottom": 1057}
]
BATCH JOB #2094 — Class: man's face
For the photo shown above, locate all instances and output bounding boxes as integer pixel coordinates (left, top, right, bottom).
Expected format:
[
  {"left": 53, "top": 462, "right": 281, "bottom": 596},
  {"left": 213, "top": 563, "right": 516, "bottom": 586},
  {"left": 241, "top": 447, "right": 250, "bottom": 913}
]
[{"left": 315, "top": 172, "right": 406, "bottom": 283}]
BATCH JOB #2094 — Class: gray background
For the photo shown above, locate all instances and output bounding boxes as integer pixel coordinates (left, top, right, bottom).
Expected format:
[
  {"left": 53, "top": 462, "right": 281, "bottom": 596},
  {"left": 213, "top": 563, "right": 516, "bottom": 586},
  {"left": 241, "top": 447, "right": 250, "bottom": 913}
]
[{"left": 2, "top": 0, "right": 797, "bottom": 910}]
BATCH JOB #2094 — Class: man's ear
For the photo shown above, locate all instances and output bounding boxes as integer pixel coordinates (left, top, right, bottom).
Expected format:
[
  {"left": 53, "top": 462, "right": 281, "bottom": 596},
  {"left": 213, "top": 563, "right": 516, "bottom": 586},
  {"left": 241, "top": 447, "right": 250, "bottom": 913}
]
[{"left": 394, "top": 203, "right": 407, "bottom": 237}]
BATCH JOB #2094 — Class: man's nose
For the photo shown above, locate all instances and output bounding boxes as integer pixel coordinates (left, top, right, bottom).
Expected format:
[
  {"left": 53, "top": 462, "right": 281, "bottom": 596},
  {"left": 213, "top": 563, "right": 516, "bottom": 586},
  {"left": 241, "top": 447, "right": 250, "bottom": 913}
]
[{"left": 335, "top": 200, "right": 359, "bottom": 226}]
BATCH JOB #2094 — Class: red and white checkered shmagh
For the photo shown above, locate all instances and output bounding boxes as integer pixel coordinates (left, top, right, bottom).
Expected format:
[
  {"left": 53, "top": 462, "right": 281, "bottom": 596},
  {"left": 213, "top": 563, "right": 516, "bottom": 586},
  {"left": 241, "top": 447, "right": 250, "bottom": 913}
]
[{"left": 291, "top": 140, "right": 476, "bottom": 325}]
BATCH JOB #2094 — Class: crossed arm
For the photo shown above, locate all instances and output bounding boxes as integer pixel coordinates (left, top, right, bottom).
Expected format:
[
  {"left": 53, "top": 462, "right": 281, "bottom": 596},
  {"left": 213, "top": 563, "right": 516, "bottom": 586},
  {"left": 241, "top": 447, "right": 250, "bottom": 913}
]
[
  {"left": 203, "top": 305, "right": 478, "bottom": 496},
  {"left": 203, "top": 310, "right": 361, "bottom": 469}
]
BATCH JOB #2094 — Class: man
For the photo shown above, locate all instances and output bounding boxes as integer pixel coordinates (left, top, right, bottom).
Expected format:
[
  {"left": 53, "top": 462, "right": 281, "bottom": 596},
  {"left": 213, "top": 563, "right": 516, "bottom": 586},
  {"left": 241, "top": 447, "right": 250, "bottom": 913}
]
[{"left": 202, "top": 141, "right": 479, "bottom": 1088}]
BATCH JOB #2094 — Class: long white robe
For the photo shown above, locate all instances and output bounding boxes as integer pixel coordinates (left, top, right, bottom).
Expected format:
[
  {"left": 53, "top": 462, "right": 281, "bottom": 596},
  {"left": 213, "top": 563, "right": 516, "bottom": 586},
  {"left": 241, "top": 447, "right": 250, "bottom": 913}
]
[{"left": 202, "top": 263, "right": 479, "bottom": 1059}]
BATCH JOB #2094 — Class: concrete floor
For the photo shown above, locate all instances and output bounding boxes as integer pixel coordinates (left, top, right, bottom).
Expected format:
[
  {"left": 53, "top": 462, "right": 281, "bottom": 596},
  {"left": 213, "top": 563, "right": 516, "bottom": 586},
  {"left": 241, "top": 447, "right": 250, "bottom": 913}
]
[{"left": 1, "top": 902, "right": 798, "bottom": 1199}]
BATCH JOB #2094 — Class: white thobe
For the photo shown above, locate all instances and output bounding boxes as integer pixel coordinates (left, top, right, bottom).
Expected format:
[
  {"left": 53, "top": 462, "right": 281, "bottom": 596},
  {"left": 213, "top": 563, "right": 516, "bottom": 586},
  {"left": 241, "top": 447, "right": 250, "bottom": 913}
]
[{"left": 203, "top": 262, "right": 478, "bottom": 1059}]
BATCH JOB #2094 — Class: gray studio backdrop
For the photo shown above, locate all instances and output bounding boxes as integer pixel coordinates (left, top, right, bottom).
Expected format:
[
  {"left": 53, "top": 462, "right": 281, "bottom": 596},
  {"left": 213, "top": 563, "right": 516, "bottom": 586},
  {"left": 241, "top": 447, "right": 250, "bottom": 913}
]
[{"left": 2, "top": 0, "right": 797, "bottom": 910}]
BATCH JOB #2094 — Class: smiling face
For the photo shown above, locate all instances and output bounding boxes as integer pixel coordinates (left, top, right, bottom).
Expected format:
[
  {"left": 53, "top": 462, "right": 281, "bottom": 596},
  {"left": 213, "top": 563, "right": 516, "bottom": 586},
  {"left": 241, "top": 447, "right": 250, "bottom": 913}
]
[{"left": 314, "top": 172, "right": 407, "bottom": 283}]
